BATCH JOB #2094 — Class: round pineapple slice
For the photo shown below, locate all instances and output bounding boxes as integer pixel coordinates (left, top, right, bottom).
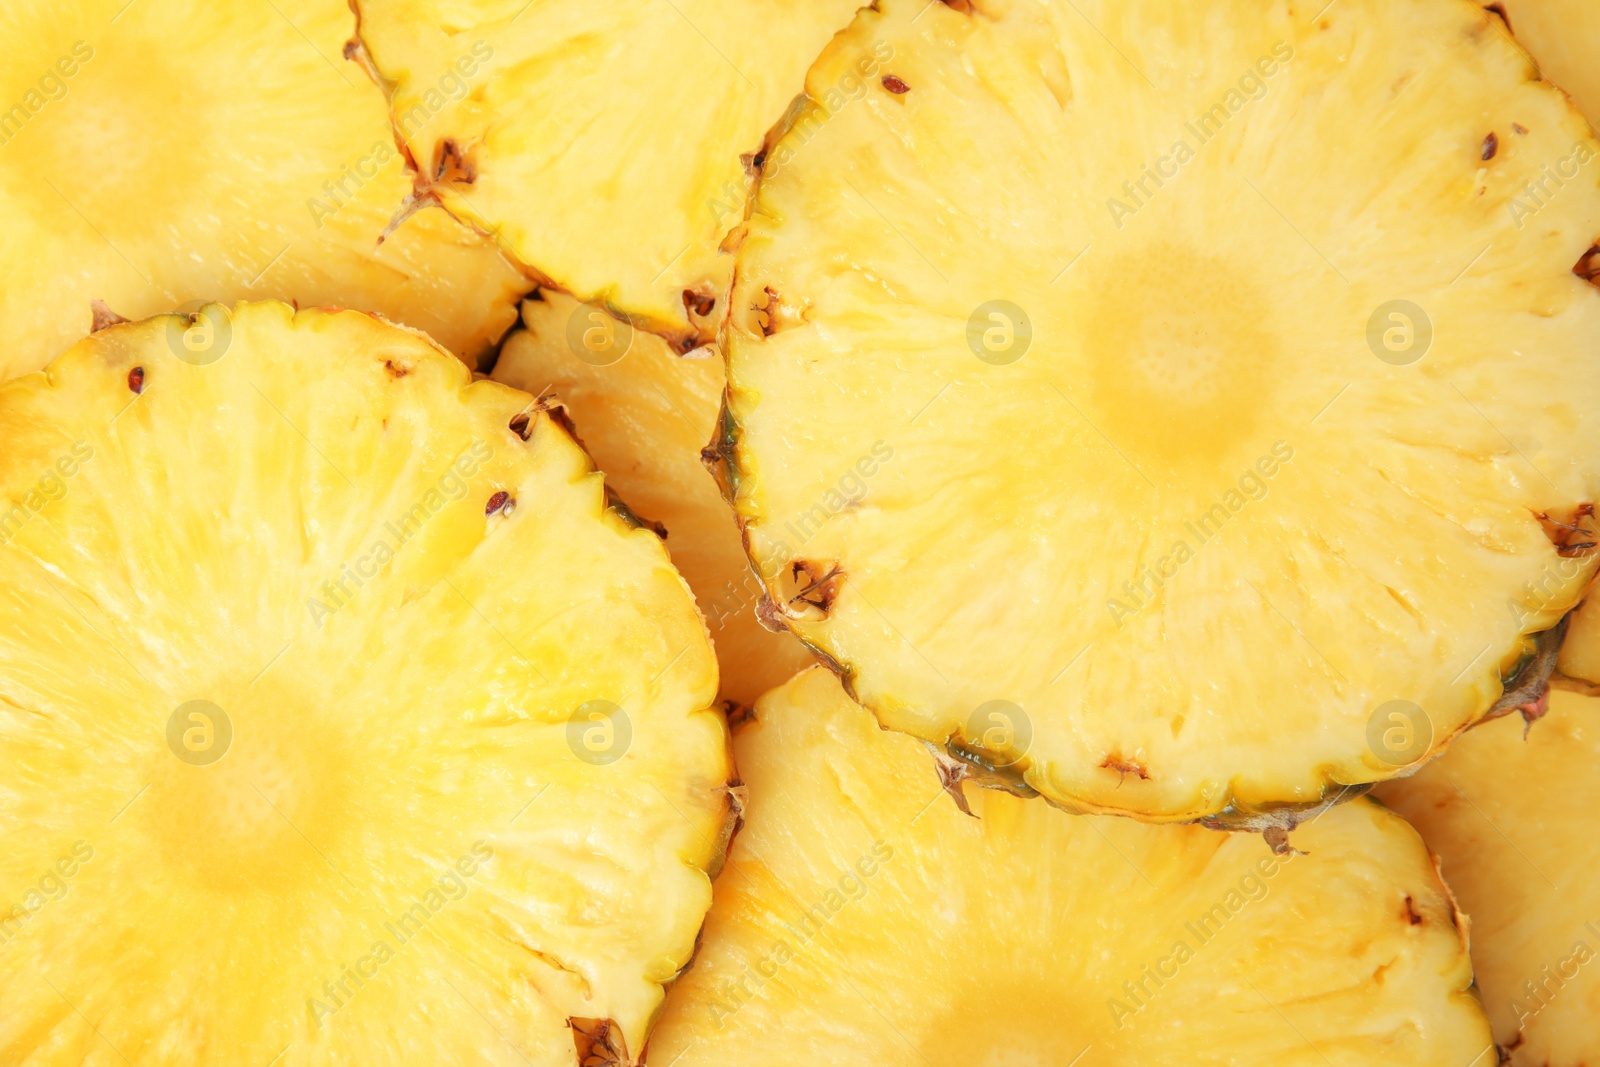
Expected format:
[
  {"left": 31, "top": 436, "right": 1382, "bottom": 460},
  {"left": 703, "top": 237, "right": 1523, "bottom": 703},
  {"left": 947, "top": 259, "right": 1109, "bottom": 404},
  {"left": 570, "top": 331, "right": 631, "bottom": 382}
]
[
  {"left": 0, "top": 0, "right": 528, "bottom": 378},
  {"left": 493, "top": 291, "right": 813, "bottom": 705},
  {"left": 349, "top": 0, "right": 866, "bottom": 349},
  {"left": 715, "top": 0, "right": 1600, "bottom": 822},
  {"left": 0, "top": 303, "right": 730, "bottom": 1066},
  {"left": 1488, "top": 1, "right": 1600, "bottom": 123},
  {"left": 1376, "top": 687, "right": 1600, "bottom": 1063},
  {"left": 646, "top": 667, "right": 1493, "bottom": 1066}
]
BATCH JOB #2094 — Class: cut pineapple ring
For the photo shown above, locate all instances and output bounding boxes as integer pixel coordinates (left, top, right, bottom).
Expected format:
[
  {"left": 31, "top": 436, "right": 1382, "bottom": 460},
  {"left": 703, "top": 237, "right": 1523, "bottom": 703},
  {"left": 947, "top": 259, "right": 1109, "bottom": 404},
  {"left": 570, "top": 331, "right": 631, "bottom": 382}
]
[
  {"left": 0, "top": 0, "right": 527, "bottom": 377},
  {"left": 716, "top": 0, "right": 1600, "bottom": 821},
  {"left": 350, "top": 0, "right": 866, "bottom": 349},
  {"left": 1377, "top": 686, "right": 1600, "bottom": 1062},
  {"left": 1488, "top": 1, "right": 1600, "bottom": 123},
  {"left": 646, "top": 668, "right": 1493, "bottom": 1066},
  {"left": 493, "top": 291, "right": 813, "bottom": 705},
  {"left": 0, "top": 303, "right": 730, "bottom": 1066}
]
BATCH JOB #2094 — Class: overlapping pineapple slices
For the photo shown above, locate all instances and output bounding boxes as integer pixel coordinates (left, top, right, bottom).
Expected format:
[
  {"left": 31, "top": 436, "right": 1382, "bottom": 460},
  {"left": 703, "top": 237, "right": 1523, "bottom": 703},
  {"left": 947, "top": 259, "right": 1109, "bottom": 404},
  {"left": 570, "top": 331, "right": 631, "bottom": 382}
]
[
  {"left": 350, "top": 0, "right": 868, "bottom": 347},
  {"left": 646, "top": 668, "right": 1493, "bottom": 1066},
  {"left": 1378, "top": 596, "right": 1600, "bottom": 1065},
  {"left": 492, "top": 291, "right": 812, "bottom": 705},
  {"left": 1485, "top": 0, "right": 1600, "bottom": 121}
]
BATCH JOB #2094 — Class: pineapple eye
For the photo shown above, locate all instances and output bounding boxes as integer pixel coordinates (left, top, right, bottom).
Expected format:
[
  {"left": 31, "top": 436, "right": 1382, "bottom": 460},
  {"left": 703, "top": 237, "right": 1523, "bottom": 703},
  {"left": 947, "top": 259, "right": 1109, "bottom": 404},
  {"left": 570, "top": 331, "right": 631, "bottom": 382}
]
[
  {"left": 749, "top": 285, "right": 785, "bottom": 337},
  {"left": 1575, "top": 244, "right": 1600, "bottom": 286},
  {"left": 683, "top": 290, "right": 716, "bottom": 318},
  {"left": 778, "top": 559, "right": 845, "bottom": 618},
  {"left": 569, "top": 1017, "right": 627, "bottom": 1064},
  {"left": 1100, "top": 754, "right": 1152, "bottom": 782},
  {"left": 126, "top": 366, "right": 145, "bottom": 393},
  {"left": 430, "top": 137, "right": 475, "bottom": 185}
]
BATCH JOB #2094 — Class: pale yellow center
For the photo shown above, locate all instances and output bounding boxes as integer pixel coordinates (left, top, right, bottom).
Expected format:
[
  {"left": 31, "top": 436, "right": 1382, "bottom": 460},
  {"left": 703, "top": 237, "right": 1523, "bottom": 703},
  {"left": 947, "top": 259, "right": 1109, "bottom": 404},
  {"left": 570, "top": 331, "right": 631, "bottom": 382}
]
[
  {"left": 1084, "top": 247, "right": 1279, "bottom": 472},
  {"left": 141, "top": 687, "right": 352, "bottom": 896}
]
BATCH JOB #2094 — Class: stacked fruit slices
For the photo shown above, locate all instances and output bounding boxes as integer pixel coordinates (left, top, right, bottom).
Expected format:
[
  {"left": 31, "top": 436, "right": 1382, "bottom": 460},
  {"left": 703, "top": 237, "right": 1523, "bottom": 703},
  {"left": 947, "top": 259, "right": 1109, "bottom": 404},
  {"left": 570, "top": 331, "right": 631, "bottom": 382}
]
[
  {"left": 1378, "top": 609, "right": 1600, "bottom": 1064},
  {"left": 491, "top": 290, "right": 814, "bottom": 706},
  {"left": 647, "top": 668, "right": 1493, "bottom": 1065}
]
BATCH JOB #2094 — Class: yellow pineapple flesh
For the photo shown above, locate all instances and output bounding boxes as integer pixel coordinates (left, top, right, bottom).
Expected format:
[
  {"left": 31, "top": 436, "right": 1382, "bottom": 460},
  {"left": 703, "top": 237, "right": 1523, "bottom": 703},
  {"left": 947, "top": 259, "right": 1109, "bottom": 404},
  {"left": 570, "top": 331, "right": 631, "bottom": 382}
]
[
  {"left": 0, "top": 0, "right": 528, "bottom": 377},
  {"left": 0, "top": 303, "right": 730, "bottom": 1066},
  {"left": 1377, "top": 613, "right": 1600, "bottom": 1065},
  {"left": 1489, "top": 1, "right": 1600, "bottom": 124},
  {"left": 714, "top": 0, "right": 1600, "bottom": 821},
  {"left": 492, "top": 291, "right": 813, "bottom": 705},
  {"left": 646, "top": 668, "right": 1493, "bottom": 1066},
  {"left": 350, "top": 0, "right": 868, "bottom": 348}
]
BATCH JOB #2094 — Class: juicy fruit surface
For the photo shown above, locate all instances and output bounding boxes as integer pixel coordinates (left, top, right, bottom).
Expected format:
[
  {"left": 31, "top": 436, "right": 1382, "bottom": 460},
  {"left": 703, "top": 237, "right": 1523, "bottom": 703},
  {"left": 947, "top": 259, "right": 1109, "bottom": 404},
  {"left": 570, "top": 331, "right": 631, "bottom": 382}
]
[
  {"left": 1379, "top": 632, "right": 1600, "bottom": 1064},
  {"left": 0, "top": 0, "right": 526, "bottom": 377},
  {"left": 1492, "top": 0, "right": 1600, "bottom": 122},
  {"left": 720, "top": 0, "right": 1600, "bottom": 820},
  {"left": 352, "top": 0, "right": 865, "bottom": 347},
  {"left": 1556, "top": 591, "right": 1600, "bottom": 683},
  {"left": 493, "top": 292, "right": 812, "bottom": 705},
  {"left": 0, "top": 304, "right": 729, "bottom": 1066},
  {"left": 647, "top": 668, "right": 1492, "bottom": 1066}
]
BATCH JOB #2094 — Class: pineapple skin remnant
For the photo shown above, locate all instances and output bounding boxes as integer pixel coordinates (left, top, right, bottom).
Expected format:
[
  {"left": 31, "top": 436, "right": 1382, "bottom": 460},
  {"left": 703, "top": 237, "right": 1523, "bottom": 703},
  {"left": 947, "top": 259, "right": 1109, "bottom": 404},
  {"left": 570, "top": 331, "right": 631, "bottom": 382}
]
[
  {"left": 0, "top": 303, "right": 732, "bottom": 1066},
  {"left": 645, "top": 668, "right": 1494, "bottom": 1067},
  {"left": 0, "top": 0, "right": 528, "bottom": 380},
  {"left": 492, "top": 291, "right": 815, "bottom": 706},
  {"left": 349, "top": 0, "right": 868, "bottom": 349},
  {"left": 714, "top": 0, "right": 1600, "bottom": 823},
  {"left": 1378, "top": 603, "right": 1600, "bottom": 1066}
]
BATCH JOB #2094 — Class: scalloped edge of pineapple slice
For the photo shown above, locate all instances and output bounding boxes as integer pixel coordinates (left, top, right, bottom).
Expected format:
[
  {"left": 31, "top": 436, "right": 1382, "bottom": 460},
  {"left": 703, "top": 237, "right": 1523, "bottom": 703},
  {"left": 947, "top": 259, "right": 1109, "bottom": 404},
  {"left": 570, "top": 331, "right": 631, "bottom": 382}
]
[{"left": 706, "top": 376, "right": 1579, "bottom": 837}]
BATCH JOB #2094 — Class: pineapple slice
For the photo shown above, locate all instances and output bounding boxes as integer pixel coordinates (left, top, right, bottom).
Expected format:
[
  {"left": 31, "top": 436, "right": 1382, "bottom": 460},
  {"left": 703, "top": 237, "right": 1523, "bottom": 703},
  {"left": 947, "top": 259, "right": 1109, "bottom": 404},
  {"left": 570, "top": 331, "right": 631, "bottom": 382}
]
[
  {"left": 0, "top": 303, "right": 730, "bottom": 1066},
  {"left": 646, "top": 667, "right": 1493, "bottom": 1066},
  {"left": 350, "top": 0, "right": 867, "bottom": 348},
  {"left": 712, "top": 0, "right": 1600, "bottom": 822},
  {"left": 493, "top": 291, "right": 813, "bottom": 705},
  {"left": 1487, "top": 1, "right": 1600, "bottom": 123},
  {"left": 1377, "top": 618, "right": 1600, "bottom": 1065},
  {"left": 1557, "top": 590, "right": 1600, "bottom": 683},
  {"left": 0, "top": 0, "right": 527, "bottom": 378}
]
